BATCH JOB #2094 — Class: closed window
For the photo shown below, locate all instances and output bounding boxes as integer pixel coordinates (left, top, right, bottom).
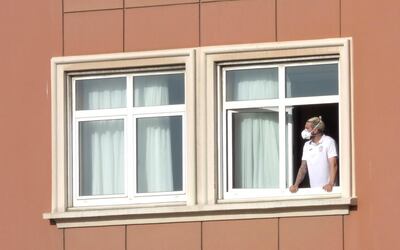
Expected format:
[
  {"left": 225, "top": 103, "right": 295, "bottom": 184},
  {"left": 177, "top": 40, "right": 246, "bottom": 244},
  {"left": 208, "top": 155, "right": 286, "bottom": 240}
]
[{"left": 72, "top": 71, "right": 186, "bottom": 206}]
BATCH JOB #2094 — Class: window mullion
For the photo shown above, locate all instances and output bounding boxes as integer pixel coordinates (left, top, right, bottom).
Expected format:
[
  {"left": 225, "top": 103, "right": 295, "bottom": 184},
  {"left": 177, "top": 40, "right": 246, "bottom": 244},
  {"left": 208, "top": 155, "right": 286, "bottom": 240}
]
[
  {"left": 127, "top": 75, "right": 135, "bottom": 201},
  {"left": 278, "top": 66, "right": 287, "bottom": 191}
]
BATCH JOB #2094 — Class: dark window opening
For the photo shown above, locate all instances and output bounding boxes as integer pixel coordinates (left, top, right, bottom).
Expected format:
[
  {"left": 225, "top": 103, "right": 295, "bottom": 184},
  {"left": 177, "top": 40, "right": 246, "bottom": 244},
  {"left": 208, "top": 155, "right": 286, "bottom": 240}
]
[{"left": 290, "top": 103, "right": 339, "bottom": 188}]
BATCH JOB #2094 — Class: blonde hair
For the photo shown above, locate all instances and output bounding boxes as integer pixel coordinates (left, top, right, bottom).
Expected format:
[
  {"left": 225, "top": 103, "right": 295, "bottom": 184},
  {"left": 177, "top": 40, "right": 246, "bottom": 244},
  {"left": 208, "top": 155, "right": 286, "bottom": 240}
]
[{"left": 307, "top": 116, "right": 325, "bottom": 133}]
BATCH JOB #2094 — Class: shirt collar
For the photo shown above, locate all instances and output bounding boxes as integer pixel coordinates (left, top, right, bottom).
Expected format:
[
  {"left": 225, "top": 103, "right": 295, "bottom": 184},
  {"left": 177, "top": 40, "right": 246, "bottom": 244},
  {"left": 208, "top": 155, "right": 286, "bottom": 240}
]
[{"left": 309, "top": 134, "right": 325, "bottom": 145}]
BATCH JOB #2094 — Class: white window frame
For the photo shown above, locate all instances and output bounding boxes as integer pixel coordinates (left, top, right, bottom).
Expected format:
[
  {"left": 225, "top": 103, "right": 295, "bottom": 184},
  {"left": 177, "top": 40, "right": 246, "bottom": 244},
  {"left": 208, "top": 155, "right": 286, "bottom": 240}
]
[
  {"left": 49, "top": 49, "right": 196, "bottom": 213},
  {"left": 220, "top": 60, "right": 342, "bottom": 200},
  {"left": 203, "top": 39, "right": 353, "bottom": 205},
  {"left": 45, "top": 38, "right": 356, "bottom": 228},
  {"left": 71, "top": 71, "right": 187, "bottom": 207}
]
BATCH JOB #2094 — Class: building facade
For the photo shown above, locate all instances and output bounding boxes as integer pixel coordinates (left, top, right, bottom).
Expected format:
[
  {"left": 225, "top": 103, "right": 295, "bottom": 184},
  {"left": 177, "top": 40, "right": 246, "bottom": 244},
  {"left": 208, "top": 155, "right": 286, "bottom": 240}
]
[{"left": 1, "top": 0, "right": 399, "bottom": 249}]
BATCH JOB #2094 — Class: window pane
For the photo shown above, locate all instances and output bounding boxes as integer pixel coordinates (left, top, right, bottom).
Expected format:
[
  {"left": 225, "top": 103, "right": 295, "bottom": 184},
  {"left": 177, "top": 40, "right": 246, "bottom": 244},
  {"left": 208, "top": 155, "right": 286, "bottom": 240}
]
[
  {"left": 232, "top": 111, "right": 279, "bottom": 188},
  {"left": 76, "top": 77, "right": 126, "bottom": 110},
  {"left": 285, "top": 64, "right": 338, "bottom": 98},
  {"left": 226, "top": 68, "right": 278, "bottom": 101},
  {"left": 137, "top": 116, "right": 183, "bottom": 193},
  {"left": 133, "top": 73, "right": 184, "bottom": 107},
  {"left": 79, "top": 119, "right": 125, "bottom": 196}
]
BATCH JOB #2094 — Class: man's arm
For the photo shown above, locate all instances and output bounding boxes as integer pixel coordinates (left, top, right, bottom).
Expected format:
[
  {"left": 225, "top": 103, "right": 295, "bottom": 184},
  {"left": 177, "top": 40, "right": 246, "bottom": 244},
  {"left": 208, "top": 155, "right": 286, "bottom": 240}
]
[
  {"left": 323, "top": 157, "right": 338, "bottom": 192},
  {"left": 289, "top": 160, "right": 308, "bottom": 193}
]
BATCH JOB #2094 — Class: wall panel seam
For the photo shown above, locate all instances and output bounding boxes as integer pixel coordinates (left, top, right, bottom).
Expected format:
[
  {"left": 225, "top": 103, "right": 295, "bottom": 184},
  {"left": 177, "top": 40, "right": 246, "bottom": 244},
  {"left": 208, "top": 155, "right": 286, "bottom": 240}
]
[
  {"left": 64, "top": 8, "right": 124, "bottom": 14},
  {"left": 342, "top": 215, "right": 345, "bottom": 250},
  {"left": 63, "top": 228, "right": 65, "bottom": 250},
  {"left": 125, "top": 2, "right": 200, "bottom": 10},
  {"left": 201, "top": 222, "right": 203, "bottom": 250},
  {"left": 199, "top": 2, "right": 201, "bottom": 46},
  {"left": 125, "top": 225, "right": 128, "bottom": 250},
  {"left": 339, "top": 0, "right": 342, "bottom": 37},
  {"left": 123, "top": 0, "right": 126, "bottom": 52},
  {"left": 62, "top": 0, "right": 65, "bottom": 56},
  {"left": 277, "top": 218, "right": 280, "bottom": 250},
  {"left": 275, "top": 0, "right": 278, "bottom": 42}
]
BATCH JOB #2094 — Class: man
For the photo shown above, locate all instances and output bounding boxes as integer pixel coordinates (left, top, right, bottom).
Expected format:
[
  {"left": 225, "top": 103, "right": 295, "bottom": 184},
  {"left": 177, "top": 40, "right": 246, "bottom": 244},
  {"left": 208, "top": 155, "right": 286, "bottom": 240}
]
[{"left": 289, "top": 116, "right": 338, "bottom": 193}]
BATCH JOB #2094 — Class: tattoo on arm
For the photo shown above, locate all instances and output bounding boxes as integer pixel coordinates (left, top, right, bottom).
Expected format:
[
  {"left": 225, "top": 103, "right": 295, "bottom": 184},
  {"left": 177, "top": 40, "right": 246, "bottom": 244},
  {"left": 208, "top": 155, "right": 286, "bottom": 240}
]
[{"left": 294, "top": 161, "right": 308, "bottom": 186}]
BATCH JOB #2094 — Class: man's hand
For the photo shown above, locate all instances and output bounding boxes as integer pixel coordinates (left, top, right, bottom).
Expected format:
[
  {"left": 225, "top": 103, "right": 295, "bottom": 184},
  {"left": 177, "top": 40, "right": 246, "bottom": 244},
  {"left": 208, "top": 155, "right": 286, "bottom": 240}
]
[
  {"left": 323, "top": 183, "right": 334, "bottom": 192},
  {"left": 289, "top": 185, "right": 299, "bottom": 193}
]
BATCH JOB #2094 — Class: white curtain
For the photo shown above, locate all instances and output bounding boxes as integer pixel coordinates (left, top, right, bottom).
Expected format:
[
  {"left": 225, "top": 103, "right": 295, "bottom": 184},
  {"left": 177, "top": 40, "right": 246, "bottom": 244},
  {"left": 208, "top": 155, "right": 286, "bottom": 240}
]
[
  {"left": 78, "top": 77, "right": 126, "bottom": 110},
  {"left": 231, "top": 69, "right": 279, "bottom": 188},
  {"left": 78, "top": 78, "right": 126, "bottom": 196},
  {"left": 134, "top": 75, "right": 178, "bottom": 193},
  {"left": 231, "top": 68, "right": 278, "bottom": 101}
]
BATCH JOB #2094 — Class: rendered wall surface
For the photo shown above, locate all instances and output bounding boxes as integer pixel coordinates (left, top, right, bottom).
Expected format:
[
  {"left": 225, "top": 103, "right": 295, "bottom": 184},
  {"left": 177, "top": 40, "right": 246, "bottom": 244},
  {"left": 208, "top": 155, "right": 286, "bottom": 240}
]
[
  {"left": 1, "top": 0, "right": 400, "bottom": 249},
  {"left": 0, "top": 0, "right": 63, "bottom": 250}
]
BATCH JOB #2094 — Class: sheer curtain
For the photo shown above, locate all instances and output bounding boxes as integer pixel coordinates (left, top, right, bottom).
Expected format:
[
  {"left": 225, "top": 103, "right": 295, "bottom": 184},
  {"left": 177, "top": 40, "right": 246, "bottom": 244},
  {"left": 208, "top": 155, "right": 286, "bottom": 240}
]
[
  {"left": 134, "top": 75, "right": 178, "bottom": 193},
  {"left": 78, "top": 78, "right": 126, "bottom": 196},
  {"left": 229, "top": 69, "right": 280, "bottom": 188}
]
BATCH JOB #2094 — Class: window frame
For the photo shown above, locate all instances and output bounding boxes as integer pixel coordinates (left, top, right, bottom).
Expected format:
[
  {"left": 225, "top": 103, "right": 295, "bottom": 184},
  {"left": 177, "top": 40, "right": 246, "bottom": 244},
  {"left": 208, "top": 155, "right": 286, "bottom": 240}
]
[
  {"left": 50, "top": 49, "right": 196, "bottom": 213},
  {"left": 45, "top": 38, "right": 356, "bottom": 228},
  {"left": 219, "top": 60, "right": 342, "bottom": 200},
  {"left": 71, "top": 70, "right": 187, "bottom": 207},
  {"left": 203, "top": 39, "right": 353, "bottom": 205}
]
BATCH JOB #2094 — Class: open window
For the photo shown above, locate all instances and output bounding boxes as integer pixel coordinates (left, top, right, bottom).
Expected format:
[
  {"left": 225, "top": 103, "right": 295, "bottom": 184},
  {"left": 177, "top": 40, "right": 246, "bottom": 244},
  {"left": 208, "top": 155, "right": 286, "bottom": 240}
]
[{"left": 219, "top": 60, "right": 341, "bottom": 200}]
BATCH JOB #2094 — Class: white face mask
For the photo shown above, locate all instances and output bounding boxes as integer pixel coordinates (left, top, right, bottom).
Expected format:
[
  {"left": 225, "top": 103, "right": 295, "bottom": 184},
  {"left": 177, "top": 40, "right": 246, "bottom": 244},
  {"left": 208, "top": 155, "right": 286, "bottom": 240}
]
[
  {"left": 301, "top": 129, "right": 312, "bottom": 140},
  {"left": 301, "top": 119, "right": 322, "bottom": 140}
]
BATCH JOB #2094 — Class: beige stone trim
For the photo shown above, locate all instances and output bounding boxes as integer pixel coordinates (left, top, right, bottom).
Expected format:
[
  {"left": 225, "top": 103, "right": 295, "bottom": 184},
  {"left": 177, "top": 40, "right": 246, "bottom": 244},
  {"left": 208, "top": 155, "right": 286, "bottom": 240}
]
[{"left": 48, "top": 38, "right": 355, "bottom": 228}]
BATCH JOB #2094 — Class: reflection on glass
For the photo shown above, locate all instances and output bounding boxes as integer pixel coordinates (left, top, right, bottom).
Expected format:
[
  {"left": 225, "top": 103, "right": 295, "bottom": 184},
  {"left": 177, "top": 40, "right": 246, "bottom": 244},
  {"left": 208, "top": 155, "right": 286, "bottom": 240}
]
[
  {"left": 232, "top": 111, "right": 279, "bottom": 188},
  {"left": 76, "top": 77, "right": 126, "bottom": 110},
  {"left": 133, "top": 73, "right": 184, "bottom": 107},
  {"left": 286, "top": 64, "right": 338, "bottom": 98},
  {"left": 226, "top": 68, "right": 279, "bottom": 101},
  {"left": 137, "top": 116, "right": 183, "bottom": 193},
  {"left": 79, "top": 119, "right": 125, "bottom": 196}
]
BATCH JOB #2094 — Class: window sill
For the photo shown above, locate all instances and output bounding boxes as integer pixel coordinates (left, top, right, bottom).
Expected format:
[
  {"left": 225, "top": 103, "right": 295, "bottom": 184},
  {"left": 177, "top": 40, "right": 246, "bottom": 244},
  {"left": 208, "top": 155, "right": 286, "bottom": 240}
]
[{"left": 43, "top": 196, "right": 357, "bottom": 228}]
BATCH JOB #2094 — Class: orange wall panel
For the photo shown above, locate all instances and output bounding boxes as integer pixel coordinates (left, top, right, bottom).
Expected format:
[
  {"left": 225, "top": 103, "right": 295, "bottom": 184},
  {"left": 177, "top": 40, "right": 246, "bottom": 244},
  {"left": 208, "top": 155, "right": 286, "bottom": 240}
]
[
  {"left": 277, "top": 0, "right": 340, "bottom": 41},
  {"left": 0, "top": 0, "right": 63, "bottom": 249},
  {"left": 202, "top": 219, "right": 278, "bottom": 250},
  {"left": 279, "top": 216, "right": 343, "bottom": 250},
  {"left": 125, "top": 4, "right": 199, "bottom": 51},
  {"left": 127, "top": 222, "right": 201, "bottom": 250},
  {"left": 65, "top": 226, "right": 125, "bottom": 250},
  {"left": 64, "top": 10, "right": 124, "bottom": 55},
  {"left": 341, "top": 0, "right": 400, "bottom": 249},
  {"left": 200, "top": 0, "right": 276, "bottom": 46},
  {"left": 64, "top": 0, "right": 123, "bottom": 12}
]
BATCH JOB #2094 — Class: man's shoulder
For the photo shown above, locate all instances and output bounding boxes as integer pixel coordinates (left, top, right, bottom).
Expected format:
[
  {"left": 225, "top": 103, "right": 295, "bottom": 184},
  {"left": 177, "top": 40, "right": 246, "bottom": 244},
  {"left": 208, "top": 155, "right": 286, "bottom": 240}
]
[
  {"left": 303, "top": 140, "right": 312, "bottom": 148},
  {"left": 323, "top": 135, "right": 336, "bottom": 144}
]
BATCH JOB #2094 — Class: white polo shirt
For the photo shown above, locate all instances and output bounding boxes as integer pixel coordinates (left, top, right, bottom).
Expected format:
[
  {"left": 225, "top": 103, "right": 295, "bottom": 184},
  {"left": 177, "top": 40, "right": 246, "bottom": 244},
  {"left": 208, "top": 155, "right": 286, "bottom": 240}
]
[{"left": 301, "top": 135, "right": 337, "bottom": 188}]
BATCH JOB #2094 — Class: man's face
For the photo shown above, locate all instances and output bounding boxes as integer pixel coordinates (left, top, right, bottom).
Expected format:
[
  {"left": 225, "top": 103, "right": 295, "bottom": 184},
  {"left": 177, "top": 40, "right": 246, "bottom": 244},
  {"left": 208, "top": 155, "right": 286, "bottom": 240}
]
[
  {"left": 304, "top": 122, "right": 313, "bottom": 132},
  {"left": 304, "top": 122, "right": 317, "bottom": 137}
]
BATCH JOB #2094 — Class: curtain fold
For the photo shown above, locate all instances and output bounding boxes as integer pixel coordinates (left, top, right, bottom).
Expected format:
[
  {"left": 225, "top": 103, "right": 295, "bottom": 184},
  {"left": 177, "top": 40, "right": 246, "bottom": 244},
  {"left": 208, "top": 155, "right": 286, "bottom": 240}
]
[
  {"left": 78, "top": 77, "right": 126, "bottom": 110},
  {"left": 80, "top": 120, "right": 124, "bottom": 196},
  {"left": 230, "top": 69, "right": 279, "bottom": 188},
  {"left": 134, "top": 75, "right": 178, "bottom": 193},
  {"left": 78, "top": 78, "right": 126, "bottom": 196}
]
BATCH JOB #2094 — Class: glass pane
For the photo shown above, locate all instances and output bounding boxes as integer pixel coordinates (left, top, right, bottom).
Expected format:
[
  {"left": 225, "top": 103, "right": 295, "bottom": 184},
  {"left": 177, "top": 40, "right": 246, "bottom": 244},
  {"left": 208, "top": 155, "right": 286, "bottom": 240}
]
[
  {"left": 232, "top": 111, "right": 279, "bottom": 188},
  {"left": 79, "top": 119, "right": 125, "bottom": 196},
  {"left": 76, "top": 77, "right": 126, "bottom": 110},
  {"left": 137, "top": 116, "right": 183, "bottom": 193},
  {"left": 133, "top": 73, "right": 184, "bottom": 107},
  {"left": 226, "top": 68, "right": 278, "bottom": 101},
  {"left": 285, "top": 64, "right": 338, "bottom": 98}
]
